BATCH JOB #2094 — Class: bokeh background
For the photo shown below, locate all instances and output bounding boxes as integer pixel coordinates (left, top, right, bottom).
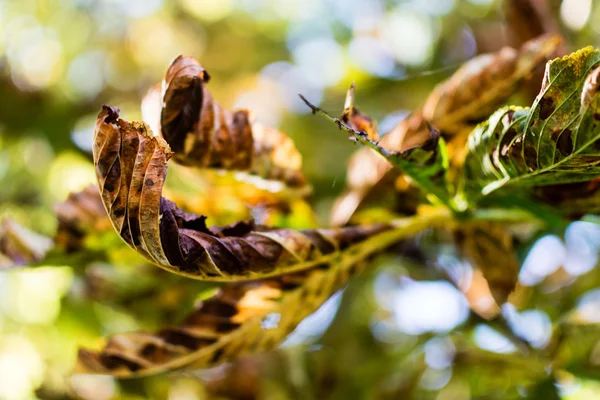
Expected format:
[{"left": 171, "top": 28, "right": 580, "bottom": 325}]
[{"left": 2, "top": 0, "right": 600, "bottom": 399}]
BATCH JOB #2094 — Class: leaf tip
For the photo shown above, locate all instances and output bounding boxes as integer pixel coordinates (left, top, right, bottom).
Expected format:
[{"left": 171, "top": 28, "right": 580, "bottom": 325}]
[
  {"left": 344, "top": 83, "right": 356, "bottom": 115},
  {"left": 100, "top": 104, "right": 120, "bottom": 124}
]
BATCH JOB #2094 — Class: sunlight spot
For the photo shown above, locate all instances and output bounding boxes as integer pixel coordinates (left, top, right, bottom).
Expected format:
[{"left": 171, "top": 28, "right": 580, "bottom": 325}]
[
  {"left": 393, "top": 281, "right": 469, "bottom": 335},
  {"left": 1, "top": 267, "right": 72, "bottom": 325},
  {"left": 560, "top": 0, "right": 591, "bottom": 31},
  {"left": 420, "top": 367, "right": 452, "bottom": 391},
  {"left": 282, "top": 291, "right": 342, "bottom": 347},
  {"left": 576, "top": 289, "right": 600, "bottom": 323},
  {"left": 348, "top": 35, "right": 399, "bottom": 78},
  {"left": 382, "top": 9, "right": 437, "bottom": 66},
  {"left": 424, "top": 337, "right": 455, "bottom": 369},
  {"left": 293, "top": 37, "right": 346, "bottom": 88},
  {"left": 67, "top": 51, "right": 106, "bottom": 99},
  {"left": 71, "top": 116, "right": 97, "bottom": 153},
  {"left": 564, "top": 222, "right": 600, "bottom": 276},
  {"left": 503, "top": 306, "right": 552, "bottom": 348},
  {"left": 47, "top": 152, "right": 96, "bottom": 201},
  {"left": 474, "top": 325, "right": 516, "bottom": 354},
  {"left": 0, "top": 335, "right": 44, "bottom": 400},
  {"left": 519, "top": 235, "right": 566, "bottom": 286},
  {"left": 6, "top": 20, "right": 63, "bottom": 90}
]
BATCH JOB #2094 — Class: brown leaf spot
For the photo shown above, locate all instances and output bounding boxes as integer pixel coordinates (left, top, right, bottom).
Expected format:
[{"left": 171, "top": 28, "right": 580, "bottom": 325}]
[
  {"left": 538, "top": 96, "right": 555, "bottom": 120},
  {"left": 500, "top": 128, "right": 518, "bottom": 157},
  {"left": 557, "top": 129, "right": 573, "bottom": 156},
  {"left": 524, "top": 145, "right": 537, "bottom": 170}
]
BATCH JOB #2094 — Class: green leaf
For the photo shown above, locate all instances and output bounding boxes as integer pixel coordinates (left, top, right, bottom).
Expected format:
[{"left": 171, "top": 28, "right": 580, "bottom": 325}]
[
  {"left": 461, "top": 47, "right": 600, "bottom": 202},
  {"left": 299, "top": 94, "right": 455, "bottom": 210}
]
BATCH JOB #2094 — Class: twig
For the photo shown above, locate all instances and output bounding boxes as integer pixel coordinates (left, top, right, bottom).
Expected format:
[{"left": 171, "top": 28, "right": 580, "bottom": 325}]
[{"left": 298, "top": 94, "right": 395, "bottom": 159}]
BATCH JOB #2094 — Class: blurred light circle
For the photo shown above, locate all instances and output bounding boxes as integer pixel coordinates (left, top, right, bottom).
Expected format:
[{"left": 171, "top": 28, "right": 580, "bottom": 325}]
[
  {"left": 261, "top": 62, "right": 323, "bottom": 113},
  {"left": 234, "top": 87, "right": 283, "bottom": 128},
  {"left": 504, "top": 306, "right": 552, "bottom": 348},
  {"left": 519, "top": 235, "right": 566, "bottom": 286},
  {"left": 473, "top": 324, "right": 517, "bottom": 354},
  {"left": 382, "top": 9, "right": 437, "bottom": 66},
  {"left": 424, "top": 337, "right": 455, "bottom": 369},
  {"left": 379, "top": 110, "right": 410, "bottom": 135},
  {"left": 282, "top": 291, "right": 342, "bottom": 347},
  {"left": 1, "top": 268, "right": 72, "bottom": 325},
  {"left": 71, "top": 116, "right": 97, "bottom": 153},
  {"left": 348, "top": 35, "right": 398, "bottom": 78},
  {"left": 577, "top": 289, "right": 600, "bottom": 323},
  {"left": 564, "top": 221, "right": 600, "bottom": 276},
  {"left": 293, "top": 37, "right": 346, "bottom": 88},
  {"left": 0, "top": 336, "right": 44, "bottom": 400},
  {"left": 419, "top": 367, "right": 452, "bottom": 391},
  {"left": 560, "top": 0, "right": 592, "bottom": 31},
  {"left": 392, "top": 281, "right": 469, "bottom": 335},
  {"left": 47, "top": 152, "right": 97, "bottom": 201},
  {"left": 67, "top": 50, "right": 106, "bottom": 99},
  {"left": 6, "top": 21, "right": 63, "bottom": 90}
]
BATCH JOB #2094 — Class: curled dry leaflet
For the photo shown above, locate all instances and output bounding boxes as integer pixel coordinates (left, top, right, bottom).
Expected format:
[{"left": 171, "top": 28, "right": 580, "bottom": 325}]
[{"left": 4, "top": 33, "right": 600, "bottom": 383}]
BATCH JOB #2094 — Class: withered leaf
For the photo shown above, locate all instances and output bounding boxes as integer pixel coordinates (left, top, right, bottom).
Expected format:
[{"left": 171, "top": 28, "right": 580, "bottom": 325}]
[
  {"left": 76, "top": 239, "right": 379, "bottom": 377},
  {"left": 341, "top": 82, "right": 378, "bottom": 142},
  {"left": 143, "top": 55, "right": 306, "bottom": 188},
  {"left": 454, "top": 222, "right": 520, "bottom": 305},
  {"left": 533, "top": 178, "right": 600, "bottom": 218},
  {"left": 422, "top": 34, "right": 561, "bottom": 134},
  {"left": 93, "top": 105, "right": 390, "bottom": 280},
  {"left": 0, "top": 219, "right": 53, "bottom": 269},
  {"left": 55, "top": 185, "right": 111, "bottom": 252}
]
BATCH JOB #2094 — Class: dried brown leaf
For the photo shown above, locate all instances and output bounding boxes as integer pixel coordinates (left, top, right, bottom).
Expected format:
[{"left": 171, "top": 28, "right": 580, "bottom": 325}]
[
  {"left": 0, "top": 219, "right": 53, "bottom": 268},
  {"left": 75, "top": 206, "right": 450, "bottom": 378},
  {"left": 143, "top": 56, "right": 306, "bottom": 188},
  {"left": 76, "top": 263, "right": 341, "bottom": 376},
  {"left": 342, "top": 82, "right": 378, "bottom": 141},
  {"left": 93, "top": 106, "right": 390, "bottom": 280},
  {"left": 422, "top": 34, "right": 562, "bottom": 133},
  {"left": 454, "top": 222, "right": 520, "bottom": 305},
  {"left": 54, "top": 185, "right": 111, "bottom": 252},
  {"left": 533, "top": 178, "right": 600, "bottom": 218}
]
